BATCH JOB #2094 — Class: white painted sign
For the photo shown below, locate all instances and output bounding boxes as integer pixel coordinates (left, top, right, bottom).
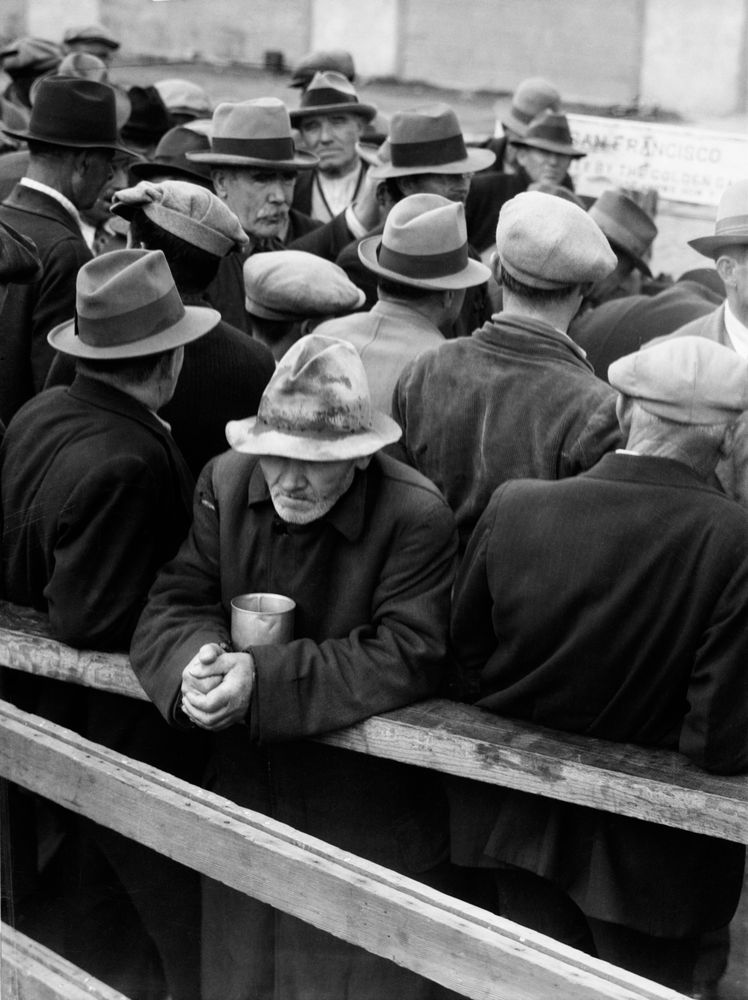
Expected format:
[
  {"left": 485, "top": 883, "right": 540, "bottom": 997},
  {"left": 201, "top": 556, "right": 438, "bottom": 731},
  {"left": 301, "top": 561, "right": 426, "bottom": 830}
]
[{"left": 567, "top": 114, "right": 748, "bottom": 207}]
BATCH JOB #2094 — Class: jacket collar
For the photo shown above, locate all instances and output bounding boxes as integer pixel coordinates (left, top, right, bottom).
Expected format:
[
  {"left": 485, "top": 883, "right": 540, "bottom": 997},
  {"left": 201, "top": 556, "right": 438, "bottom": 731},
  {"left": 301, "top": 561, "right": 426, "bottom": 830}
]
[
  {"left": 585, "top": 451, "right": 722, "bottom": 494},
  {"left": 3, "top": 181, "right": 83, "bottom": 237},
  {"left": 478, "top": 311, "right": 593, "bottom": 370},
  {"left": 246, "top": 456, "right": 370, "bottom": 541},
  {"left": 371, "top": 298, "right": 442, "bottom": 335},
  {"left": 68, "top": 373, "right": 177, "bottom": 444}
]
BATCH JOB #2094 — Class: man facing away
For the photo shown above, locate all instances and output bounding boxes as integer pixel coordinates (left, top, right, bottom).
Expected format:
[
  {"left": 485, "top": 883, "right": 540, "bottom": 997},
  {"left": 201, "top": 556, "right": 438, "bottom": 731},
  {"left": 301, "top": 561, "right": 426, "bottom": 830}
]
[
  {"left": 448, "top": 336, "right": 748, "bottom": 995},
  {"left": 131, "top": 333, "right": 459, "bottom": 1000},
  {"left": 393, "top": 189, "right": 621, "bottom": 552}
]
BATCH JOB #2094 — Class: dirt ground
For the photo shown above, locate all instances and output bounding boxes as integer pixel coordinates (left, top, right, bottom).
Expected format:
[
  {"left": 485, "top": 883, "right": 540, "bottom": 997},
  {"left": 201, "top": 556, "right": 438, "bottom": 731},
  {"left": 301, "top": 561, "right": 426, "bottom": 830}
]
[{"left": 88, "top": 59, "right": 748, "bottom": 999}]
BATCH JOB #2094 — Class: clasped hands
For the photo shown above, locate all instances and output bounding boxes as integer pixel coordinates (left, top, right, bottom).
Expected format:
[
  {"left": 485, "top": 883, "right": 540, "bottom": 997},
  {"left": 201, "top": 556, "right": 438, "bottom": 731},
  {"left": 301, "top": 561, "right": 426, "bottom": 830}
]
[{"left": 181, "top": 643, "right": 254, "bottom": 731}]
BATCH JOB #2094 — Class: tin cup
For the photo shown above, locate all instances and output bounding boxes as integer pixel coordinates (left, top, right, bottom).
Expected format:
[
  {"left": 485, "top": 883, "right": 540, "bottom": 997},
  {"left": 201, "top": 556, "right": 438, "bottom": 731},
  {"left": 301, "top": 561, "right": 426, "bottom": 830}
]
[{"left": 230, "top": 593, "right": 296, "bottom": 649}]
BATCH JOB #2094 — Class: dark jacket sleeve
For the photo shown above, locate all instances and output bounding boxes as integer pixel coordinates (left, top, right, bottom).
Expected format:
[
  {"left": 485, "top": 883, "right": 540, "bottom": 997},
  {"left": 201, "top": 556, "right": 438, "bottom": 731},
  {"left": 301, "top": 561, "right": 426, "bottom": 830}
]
[
  {"left": 32, "top": 235, "right": 91, "bottom": 390},
  {"left": 287, "top": 210, "right": 354, "bottom": 261}
]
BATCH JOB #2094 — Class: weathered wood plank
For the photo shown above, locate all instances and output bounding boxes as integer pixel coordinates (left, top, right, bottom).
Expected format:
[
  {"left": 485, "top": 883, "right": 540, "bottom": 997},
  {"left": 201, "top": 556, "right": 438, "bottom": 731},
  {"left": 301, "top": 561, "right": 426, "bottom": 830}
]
[
  {"left": 0, "top": 601, "right": 746, "bottom": 843},
  {"left": 0, "top": 701, "right": 687, "bottom": 1000},
  {"left": 0, "top": 924, "right": 128, "bottom": 1000}
]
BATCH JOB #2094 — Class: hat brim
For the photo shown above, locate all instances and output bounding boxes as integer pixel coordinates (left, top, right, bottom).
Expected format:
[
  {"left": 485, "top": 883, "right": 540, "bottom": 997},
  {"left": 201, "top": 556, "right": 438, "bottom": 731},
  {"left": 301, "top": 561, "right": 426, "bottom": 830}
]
[
  {"left": 607, "top": 237, "right": 652, "bottom": 277},
  {"left": 245, "top": 286, "right": 366, "bottom": 321},
  {"left": 357, "top": 236, "right": 490, "bottom": 290},
  {"left": 511, "top": 137, "right": 586, "bottom": 158},
  {"left": 226, "top": 410, "right": 402, "bottom": 461},
  {"left": 47, "top": 304, "right": 220, "bottom": 359},
  {"left": 501, "top": 113, "right": 532, "bottom": 137},
  {"left": 186, "top": 149, "right": 318, "bottom": 169},
  {"left": 687, "top": 234, "right": 748, "bottom": 259},
  {"left": 128, "top": 159, "right": 214, "bottom": 187},
  {"left": 369, "top": 146, "right": 495, "bottom": 178},
  {"left": 0, "top": 124, "right": 136, "bottom": 157},
  {"left": 290, "top": 102, "right": 377, "bottom": 125}
]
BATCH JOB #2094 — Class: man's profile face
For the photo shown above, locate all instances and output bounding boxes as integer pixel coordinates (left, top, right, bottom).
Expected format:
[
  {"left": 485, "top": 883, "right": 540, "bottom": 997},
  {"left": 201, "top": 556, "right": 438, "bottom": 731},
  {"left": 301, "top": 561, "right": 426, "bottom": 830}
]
[
  {"left": 516, "top": 147, "right": 571, "bottom": 186},
  {"left": 719, "top": 246, "right": 748, "bottom": 324},
  {"left": 400, "top": 171, "right": 473, "bottom": 205},
  {"left": 297, "top": 112, "right": 364, "bottom": 176},
  {"left": 73, "top": 148, "right": 115, "bottom": 211},
  {"left": 260, "top": 455, "right": 358, "bottom": 524},
  {"left": 214, "top": 167, "right": 296, "bottom": 241}
]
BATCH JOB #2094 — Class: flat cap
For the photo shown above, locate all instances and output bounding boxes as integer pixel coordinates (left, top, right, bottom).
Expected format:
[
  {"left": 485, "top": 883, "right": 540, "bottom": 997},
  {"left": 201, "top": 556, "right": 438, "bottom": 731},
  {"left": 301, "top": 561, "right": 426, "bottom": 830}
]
[
  {"left": 112, "top": 180, "right": 247, "bottom": 256},
  {"left": 609, "top": 336, "right": 748, "bottom": 424},
  {"left": 154, "top": 78, "right": 212, "bottom": 119},
  {"left": 244, "top": 250, "right": 365, "bottom": 320},
  {"left": 0, "top": 37, "right": 61, "bottom": 77},
  {"left": 289, "top": 49, "right": 355, "bottom": 89},
  {"left": 496, "top": 190, "right": 616, "bottom": 289},
  {"left": 62, "top": 24, "right": 120, "bottom": 51}
]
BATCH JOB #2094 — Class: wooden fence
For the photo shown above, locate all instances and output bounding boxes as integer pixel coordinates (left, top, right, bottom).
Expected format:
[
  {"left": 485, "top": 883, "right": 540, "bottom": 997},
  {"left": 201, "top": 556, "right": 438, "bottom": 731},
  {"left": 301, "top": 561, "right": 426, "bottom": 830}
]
[{"left": 1, "top": 600, "right": 745, "bottom": 1000}]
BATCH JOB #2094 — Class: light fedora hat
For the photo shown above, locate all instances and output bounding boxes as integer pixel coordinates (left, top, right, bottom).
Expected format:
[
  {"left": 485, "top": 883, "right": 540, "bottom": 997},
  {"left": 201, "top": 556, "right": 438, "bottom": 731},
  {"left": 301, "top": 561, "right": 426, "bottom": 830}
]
[
  {"left": 369, "top": 104, "right": 495, "bottom": 178},
  {"left": 358, "top": 193, "right": 490, "bottom": 290},
  {"left": 186, "top": 97, "right": 318, "bottom": 169},
  {"left": 290, "top": 70, "right": 377, "bottom": 124},
  {"left": 48, "top": 249, "right": 220, "bottom": 359},
  {"left": 511, "top": 109, "right": 585, "bottom": 158},
  {"left": 589, "top": 189, "right": 657, "bottom": 276},
  {"left": 502, "top": 77, "right": 561, "bottom": 137},
  {"left": 689, "top": 180, "right": 748, "bottom": 258},
  {"left": 226, "top": 333, "right": 402, "bottom": 461}
]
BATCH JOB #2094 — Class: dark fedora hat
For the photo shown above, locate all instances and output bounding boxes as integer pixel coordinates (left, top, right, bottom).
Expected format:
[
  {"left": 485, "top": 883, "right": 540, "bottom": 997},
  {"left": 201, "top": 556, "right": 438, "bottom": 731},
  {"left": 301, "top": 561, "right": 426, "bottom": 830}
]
[
  {"left": 1, "top": 77, "right": 134, "bottom": 154},
  {"left": 130, "top": 124, "right": 214, "bottom": 187},
  {"left": 589, "top": 189, "right": 657, "bottom": 276},
  {"left": 369, "top": 104, "right": 495, "bottom": 179},
  {"left": 511, "top": 110, "right": 585, "bottom": 159},
  {"left": 48, "top": 249, "right": 219, "bottom": 359},
  {"left": 290, "top": 71, "right": 377, "bottom": 125},
  {"left": 187, "top": 97, "right": 317, "bottom": 170},
  {"left": 121, "top": 85, "right": 172, "bottom": 147}
]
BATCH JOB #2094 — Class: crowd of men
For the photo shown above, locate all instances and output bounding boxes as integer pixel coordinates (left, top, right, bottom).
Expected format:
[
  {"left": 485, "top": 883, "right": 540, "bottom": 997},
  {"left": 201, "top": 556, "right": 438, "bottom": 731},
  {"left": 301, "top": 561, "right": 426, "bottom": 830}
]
[{"left": 1, "top": 22, "right": 747, "bottom": 1000}]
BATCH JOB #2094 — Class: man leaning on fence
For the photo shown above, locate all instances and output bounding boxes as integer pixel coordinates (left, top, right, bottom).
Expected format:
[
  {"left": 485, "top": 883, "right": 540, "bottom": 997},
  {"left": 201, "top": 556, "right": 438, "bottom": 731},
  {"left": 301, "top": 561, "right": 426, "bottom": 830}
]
[
  {"left": 130, "top": 333, "right": 460, "bottom": 1000},
  {"left": 448, "top": 336, "right": 748, "bottom": 997}
]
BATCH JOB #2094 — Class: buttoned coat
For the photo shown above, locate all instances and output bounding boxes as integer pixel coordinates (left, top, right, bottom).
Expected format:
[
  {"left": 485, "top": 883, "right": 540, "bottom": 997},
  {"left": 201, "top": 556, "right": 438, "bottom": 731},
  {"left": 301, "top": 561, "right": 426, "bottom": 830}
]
[
  {"left": 392, "top": 314, "right": 621, "bottom": 552},
  {"left": 0, "top": 184, "right": 92, "bottom": 422},
  {"left": 130, "top": 450, "right": 458, "bottom": 999},
  {"left": 449, "top": 453, "right": 748, "bottom": 937}
]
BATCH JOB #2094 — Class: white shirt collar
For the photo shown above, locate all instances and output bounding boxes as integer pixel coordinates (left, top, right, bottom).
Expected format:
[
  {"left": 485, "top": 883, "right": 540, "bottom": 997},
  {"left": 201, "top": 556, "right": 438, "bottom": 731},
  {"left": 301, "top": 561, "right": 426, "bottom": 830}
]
[
  {"left": 723, "top": 301, "right": 748, "bottom": 357},
  {"left": 19, "top": 178, "right": 86, "bottom": 238}
]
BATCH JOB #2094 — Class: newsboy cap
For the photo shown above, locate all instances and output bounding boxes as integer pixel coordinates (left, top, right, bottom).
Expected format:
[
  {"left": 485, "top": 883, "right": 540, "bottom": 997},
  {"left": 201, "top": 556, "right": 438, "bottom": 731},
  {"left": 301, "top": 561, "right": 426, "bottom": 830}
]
[
  {"left": 112, "top": 180, "right": 248, "bottom": 256},
  {"left": 243, "top": 250, "right": 364, "bottom": 320},
  {"left": 62, "top": 24, "right": 120, "bottom": 52},
  {"left": 609, "top": 336, "right": 748, "bottom": 424},
  {"left": 496, "top": 191, "right": 616, "bottom": 289}
]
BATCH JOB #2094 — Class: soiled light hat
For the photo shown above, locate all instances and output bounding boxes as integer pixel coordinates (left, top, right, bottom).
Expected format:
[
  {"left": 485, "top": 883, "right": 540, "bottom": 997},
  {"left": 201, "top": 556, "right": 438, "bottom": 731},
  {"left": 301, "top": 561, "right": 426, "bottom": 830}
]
[
  {"left": 609, "top": 336, "right": 748, "bottom": 424},
  {"left": 62, "top": 24, "right": 120, "bottom": 52},
  {"left": 154, "top": 78, "right": 212, "bottom": 120},
  {"left": 589, "top": 189, "right": 657, "bottom": 276},
  {"left": 511, "top": 110, "right": 585, "bottom": 158},
  {"left": 48, "top": 249, "right": 219, "bottom": 359},
  {"left": 369, "top": 104, "right": 495, "bottom": 178},
  {"left": 244, "top": 250, "right": 364, "bottom": 320},
  {"left": 689, "top": 180, "right": 748, "bottom": 258},
  {"left": 502, "top": 77, "right": 561, "bottom": 137},
  {"left": 290, "top": 71, "right": 376, "bottom": 124},
  {"left": 496, "top": 190, "right": 616, "bottom": 289},
  {"left": 290, "top": 49, "right": 355, "bottom": 89},
  {"left": 226, "top": 333, "right": 402, "bottom": 461},
  {"left": 187, "top": 97, "right": 318, "bottom": 169},
  {"left": 112, "top": 180, "right": 248, "bottom": 256},
  {"left": 359, "top": 193, "right": 490, "bottom": 290},
  {"left": 0, "top": 219, "right": 42, "bottom": 284}
]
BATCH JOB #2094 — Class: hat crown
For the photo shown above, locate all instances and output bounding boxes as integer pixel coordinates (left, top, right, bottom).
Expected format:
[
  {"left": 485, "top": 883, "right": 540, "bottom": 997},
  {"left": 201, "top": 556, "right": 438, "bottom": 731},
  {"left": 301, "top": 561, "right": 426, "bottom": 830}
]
[
  {"left": 378, "top": 193, "right": 469, "bottom": 279},
  {"left": 243, "top": 250, "right": 363, "bottom": 320},
  {"left": 27, "top": 76, "right": 118, "bottom": 147},
  {"left": 299, "top": 70, "right": 362, "bottom": 109},
  {"left": 511, "top": 77, "right": 561, "bottom": 122},
  {"left": 258, "top": 334, "right": 373, "bottom": 440},
  {"left": 589, "top": 189, "right": 657, "bottom": 260},
  {"left": 154, "top": 78, "right": 212, "bottom": 117},
  {"left": 609, "top": 336, "right": 748, "bottom": 424},
  {"left": 387, "top": 103, "right": 468, "bottom": 168},
  {"left": 523, "top": 109, "right": 574, "bottom": 147},
  {"left": 74, "top": 249, "right": 186, "bottom": 348},
  {"left": 208, "top": 97, "right": 299, "bottom": 162},
  {"left": 714, "top": 180, "right": 748, "bottom": 238},
  {"left": 154, "top": 124, "right": 211, "bottom": 160}
]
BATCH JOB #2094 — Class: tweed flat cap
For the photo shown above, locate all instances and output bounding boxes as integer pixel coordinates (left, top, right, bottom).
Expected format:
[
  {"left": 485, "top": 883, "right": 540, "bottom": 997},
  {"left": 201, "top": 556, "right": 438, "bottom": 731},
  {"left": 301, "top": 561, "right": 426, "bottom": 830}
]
[
  {"left": 609, "top": 336, "right": 748, "bottom": 424},
  {"left": 244, "top": 250, "right": 365, "bottom": 320},
  {"left": 154, "top": 78, "right": 212, "bottom": 120},
  {"left": 0, "top": 37, "right": 61, "bottom": 78},
  {"left": 496, "top": 191, "right": 616, "bottom": 289},
  {"left": 112, "top": 180, "right": 247, "bottom": 256},
  {"left": 290, "top": 50, "right": 355, "bottom": 89},
  {"left": 63, "top": 24, "right": 120, "bottom": 51}
]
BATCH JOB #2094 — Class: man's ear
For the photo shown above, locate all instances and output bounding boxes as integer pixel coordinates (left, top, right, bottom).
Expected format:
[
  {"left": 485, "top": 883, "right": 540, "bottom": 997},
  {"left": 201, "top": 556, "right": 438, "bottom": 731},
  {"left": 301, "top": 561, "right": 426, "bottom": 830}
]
[
  {"left": 489, "top": 251, "right": 501, "bottom": 285},
  {"left": 719, "top": 421, "right": 737, "bottom": 460},
  {"left": 716, "top": 254, "right": 737, "bottom": 288},
  {"left": 211, "top": 168, "right": 228, "bottom": 200}
]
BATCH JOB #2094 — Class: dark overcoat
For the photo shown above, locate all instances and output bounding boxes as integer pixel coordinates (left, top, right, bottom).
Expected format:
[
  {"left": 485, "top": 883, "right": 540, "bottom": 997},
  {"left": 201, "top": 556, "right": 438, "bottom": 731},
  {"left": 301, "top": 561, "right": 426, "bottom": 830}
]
[{"left": 449, "top": 453, "right": 748, "bottom": 937}]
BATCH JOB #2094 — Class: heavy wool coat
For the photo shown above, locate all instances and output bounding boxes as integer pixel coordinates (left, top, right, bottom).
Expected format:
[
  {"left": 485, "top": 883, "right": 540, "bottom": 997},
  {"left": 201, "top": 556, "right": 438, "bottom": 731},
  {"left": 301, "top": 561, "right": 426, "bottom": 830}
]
[
  {"left": 449, "top": 453, "right": 748, "bottom": 937},
  {"left": 130, "top": 450, "right": 458, "bottom": 999},
  {"left": 392, "top": 314, "right": 622, "bottom": 552},
  {"left": 0, "top": 184, "right": 92, "bottom": 422}
]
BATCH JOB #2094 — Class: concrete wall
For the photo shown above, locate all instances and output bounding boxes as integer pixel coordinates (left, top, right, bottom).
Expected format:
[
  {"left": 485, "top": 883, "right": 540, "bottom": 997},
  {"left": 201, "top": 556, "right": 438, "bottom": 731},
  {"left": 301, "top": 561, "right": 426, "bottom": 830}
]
[
  {"left": 309, "top": 0, "right": 399, "bottom": 77},
  {"left": 640, "top": 0, "right": 748, "bottom": 116}
]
